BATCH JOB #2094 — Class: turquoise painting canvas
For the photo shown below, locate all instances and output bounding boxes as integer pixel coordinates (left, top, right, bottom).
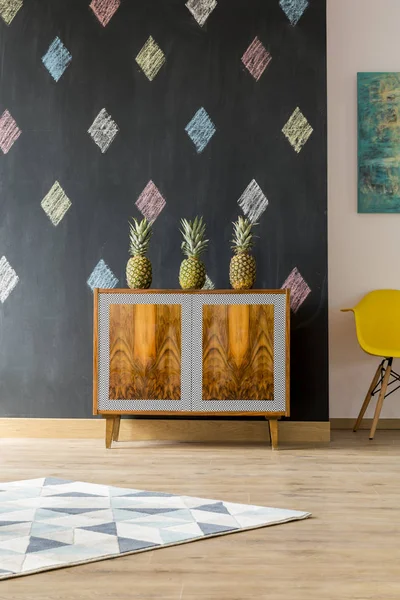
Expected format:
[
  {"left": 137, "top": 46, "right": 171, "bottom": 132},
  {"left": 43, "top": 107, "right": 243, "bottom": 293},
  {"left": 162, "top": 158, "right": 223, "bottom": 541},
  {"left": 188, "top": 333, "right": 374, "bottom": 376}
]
[{"left": 358, "top": 72, "right": 400, "bottom": 213}]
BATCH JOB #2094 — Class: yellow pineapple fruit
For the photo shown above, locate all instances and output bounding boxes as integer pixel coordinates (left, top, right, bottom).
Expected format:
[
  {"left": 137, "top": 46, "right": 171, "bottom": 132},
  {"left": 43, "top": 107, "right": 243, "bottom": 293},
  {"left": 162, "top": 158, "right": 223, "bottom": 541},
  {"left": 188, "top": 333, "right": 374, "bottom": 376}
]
[
  {"left": 179, "top": 216, "right": 208, "bottom": 290},
  {"left": 229, "top": 216, "right": 257, "bottom": 290},
  {"left": 126, "top": 217, "right": 152, "bottom": 289}
]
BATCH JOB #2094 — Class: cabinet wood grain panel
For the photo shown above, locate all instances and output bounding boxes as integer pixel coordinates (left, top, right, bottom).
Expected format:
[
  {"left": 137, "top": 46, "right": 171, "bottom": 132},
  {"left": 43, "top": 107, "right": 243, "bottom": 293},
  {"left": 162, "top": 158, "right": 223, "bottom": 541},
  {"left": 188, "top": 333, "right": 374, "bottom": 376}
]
[
  {"left": 202, "top": 304, "right": 274, "bottom": 400},
  {"left": 109, "top": 304, "right": 181, "bottom": 400}
]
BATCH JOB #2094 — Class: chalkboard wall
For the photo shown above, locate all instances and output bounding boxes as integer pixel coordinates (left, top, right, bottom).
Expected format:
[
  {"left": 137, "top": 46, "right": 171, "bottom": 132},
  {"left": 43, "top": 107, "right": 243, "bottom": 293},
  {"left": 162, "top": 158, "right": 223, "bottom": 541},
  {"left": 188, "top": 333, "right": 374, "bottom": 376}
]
[{"left": 0, "top": 0, "right": 327, "bottom": 420}]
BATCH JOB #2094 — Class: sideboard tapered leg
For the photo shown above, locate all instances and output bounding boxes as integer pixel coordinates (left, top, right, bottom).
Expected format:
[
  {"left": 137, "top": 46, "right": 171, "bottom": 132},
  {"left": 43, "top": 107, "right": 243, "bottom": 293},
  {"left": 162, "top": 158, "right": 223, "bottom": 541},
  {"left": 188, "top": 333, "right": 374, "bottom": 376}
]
[
  {"left": 105, "top": 417, "right": 115, "bottom": 449},
  {"left": 267, "top": 418, "right": 279, "bottom": 450},
  {"left": 112, "top": 416, "right": 121, "bottom": 442}
]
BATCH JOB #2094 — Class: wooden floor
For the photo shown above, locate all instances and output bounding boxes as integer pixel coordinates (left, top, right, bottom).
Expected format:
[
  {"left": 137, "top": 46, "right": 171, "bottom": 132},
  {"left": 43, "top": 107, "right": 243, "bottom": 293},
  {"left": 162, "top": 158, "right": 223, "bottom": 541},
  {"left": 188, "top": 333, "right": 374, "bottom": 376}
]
[{"left": 1, "top": 430, "right": 400, "bottom": 599}]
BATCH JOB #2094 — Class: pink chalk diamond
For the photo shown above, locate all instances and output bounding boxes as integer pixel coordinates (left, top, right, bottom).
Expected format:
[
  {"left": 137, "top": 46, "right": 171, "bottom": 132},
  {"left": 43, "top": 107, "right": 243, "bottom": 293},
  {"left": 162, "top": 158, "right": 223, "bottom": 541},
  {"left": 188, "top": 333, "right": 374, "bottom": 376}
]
[
  {"left": 90, "top": 0, "right": 120, "bottom": 27},
  {"left": 281, "top": 267, "right": 311, "bottom": 313},
  {"left": 0, "top": 110, "right": 21, "bottom": 154},
  {"left": 135, "top": 181, "right": 166, "bottom": 223},
  {"left": 241, "top": 37, "right": 272, "bottom": 81}
]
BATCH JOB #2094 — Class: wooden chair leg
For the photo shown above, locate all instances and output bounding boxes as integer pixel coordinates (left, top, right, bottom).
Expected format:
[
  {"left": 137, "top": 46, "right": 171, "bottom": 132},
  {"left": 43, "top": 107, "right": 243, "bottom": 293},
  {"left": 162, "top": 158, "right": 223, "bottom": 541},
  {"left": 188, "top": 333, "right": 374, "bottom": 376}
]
[
  {"left": 369, "top": 358, "right": 393, "bottom": 440},
  {"left": 268, "top": 418, "right": 279, "bottom": 450},
  {"left": 105, "top": 417, "right": 115, "bottom": 449},
  {"left": 353, "top": 361, "right": 383, "bottom": 432},
  {"left": 112, "top": 416, "right": 121, "bottom": 442}
]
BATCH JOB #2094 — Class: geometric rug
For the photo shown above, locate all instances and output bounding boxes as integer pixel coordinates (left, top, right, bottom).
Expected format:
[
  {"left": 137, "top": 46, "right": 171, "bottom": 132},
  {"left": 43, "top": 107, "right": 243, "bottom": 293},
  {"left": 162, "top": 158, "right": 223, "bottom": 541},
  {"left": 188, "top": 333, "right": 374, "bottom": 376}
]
[{"left": 0, "top": 478, "right": 311, "bottom": 580}]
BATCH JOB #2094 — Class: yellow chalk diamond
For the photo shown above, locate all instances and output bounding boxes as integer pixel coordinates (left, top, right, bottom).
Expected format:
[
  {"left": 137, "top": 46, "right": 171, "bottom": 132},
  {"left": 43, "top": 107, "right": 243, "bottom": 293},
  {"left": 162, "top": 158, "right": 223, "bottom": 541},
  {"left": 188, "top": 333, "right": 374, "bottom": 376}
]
[
  {"left": 0, "top": 0, "right": 23, "bottom": 25},
  {"left": 41, "top": 181, "right": 72, "bottom": 227},
  {"left": 282, "top": 107, "right": 313, "bottom": 153},
  {"left": 135, "top": 36, "right": 166, "bottom": 82}
]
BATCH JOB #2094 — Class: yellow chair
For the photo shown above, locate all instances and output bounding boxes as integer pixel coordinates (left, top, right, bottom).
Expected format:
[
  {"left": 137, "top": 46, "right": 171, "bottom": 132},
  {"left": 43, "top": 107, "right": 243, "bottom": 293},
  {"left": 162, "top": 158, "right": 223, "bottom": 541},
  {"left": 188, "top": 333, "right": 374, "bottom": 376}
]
[{"left": 342, "top": 290, "right": 400, "bottom": 440}]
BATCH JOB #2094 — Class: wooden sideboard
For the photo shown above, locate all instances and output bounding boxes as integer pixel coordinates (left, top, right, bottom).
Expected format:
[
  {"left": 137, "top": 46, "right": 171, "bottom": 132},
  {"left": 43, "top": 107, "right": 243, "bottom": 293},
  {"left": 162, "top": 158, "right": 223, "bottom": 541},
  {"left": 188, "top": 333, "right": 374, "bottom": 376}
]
[{"left": 93, "top": 289, "right": 290, "bottom": 449}]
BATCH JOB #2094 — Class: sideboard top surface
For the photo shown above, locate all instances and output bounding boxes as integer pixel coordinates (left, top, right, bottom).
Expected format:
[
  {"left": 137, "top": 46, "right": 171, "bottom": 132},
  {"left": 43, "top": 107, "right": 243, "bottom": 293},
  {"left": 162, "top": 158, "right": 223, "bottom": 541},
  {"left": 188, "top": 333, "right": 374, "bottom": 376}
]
[{"left": 96, "top": 289, "right": 289, "bottom": 295}]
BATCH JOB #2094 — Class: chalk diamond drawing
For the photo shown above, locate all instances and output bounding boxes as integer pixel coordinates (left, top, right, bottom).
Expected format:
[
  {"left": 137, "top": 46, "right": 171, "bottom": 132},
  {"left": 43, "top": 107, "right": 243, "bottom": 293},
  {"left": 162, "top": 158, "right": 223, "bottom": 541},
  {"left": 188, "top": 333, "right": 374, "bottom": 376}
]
[
  {"left": 88, "top": 109, "right": 119, "bottom": 153},
  {"left": 279, "top": 0, "right": 309, "bottom": 26},
  {"left": 282, "top": 107, "right": 313, "bottom": 153},
  {"left": 41, "top": 181, "right": 72, "bottom": 227},
  {"left": 185, "top": 107, "right": 216, "bottom": 154},
  {"left": 90, "top": 0, "right": 120, "bottom": 27},
  {"left": 238, "top": 179, "right": 268, "bottom": 223},
  {"left": 42, "top": 37, "right": 72, "bottom": 82},
  {"left": 87, "top": 260, "right": 118, "bottom": 292},
  {"left": 135, "top": 181, "right": 166, "bottom": 223},
  {"left": 186, "top": 0, "right": 217, "bottom": 27},
  {"left": 241, "top": 37, "right": 272, "bottom": 81},
  {"left": 0, "top": 256, "right": 19, "bottom": 304},
  {"left": 281, "top": 267, "right": 311, "bottom": 312},
  {"left": 0, "top": 110, "right": 21, "bottom": 154},
  {"left": 135, "top": 36, "right": 166, "bottom": 82},
  {"left": 202, "top": 275, "right": 215, "bottom": 290},
  {"left": 0, "top": 0, "right": 23, "bottom": 25}
]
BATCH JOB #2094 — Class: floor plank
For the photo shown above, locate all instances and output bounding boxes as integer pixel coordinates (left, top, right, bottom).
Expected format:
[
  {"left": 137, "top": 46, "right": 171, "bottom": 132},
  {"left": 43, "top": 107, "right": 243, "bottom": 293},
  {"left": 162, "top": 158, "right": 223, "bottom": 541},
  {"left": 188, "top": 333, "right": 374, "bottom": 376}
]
[{"left": 1, "top": 431, "right": 400, "bottom": 599}]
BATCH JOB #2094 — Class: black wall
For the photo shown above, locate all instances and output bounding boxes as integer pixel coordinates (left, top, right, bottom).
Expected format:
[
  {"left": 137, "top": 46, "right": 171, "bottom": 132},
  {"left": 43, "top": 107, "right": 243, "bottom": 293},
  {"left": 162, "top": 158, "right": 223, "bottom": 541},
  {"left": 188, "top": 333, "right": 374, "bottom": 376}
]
[{"left": 0, "top": 0, "right": 327, "bottom": 420}]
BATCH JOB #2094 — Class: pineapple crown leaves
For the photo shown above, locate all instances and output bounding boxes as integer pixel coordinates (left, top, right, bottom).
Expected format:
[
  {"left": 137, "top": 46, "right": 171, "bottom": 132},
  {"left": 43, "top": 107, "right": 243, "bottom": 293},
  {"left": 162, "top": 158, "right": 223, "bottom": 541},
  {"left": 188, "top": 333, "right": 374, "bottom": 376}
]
[
  {"left": 128, "top": 217, "right": 152, "bottom": 257},
  {"left": 180, "top": 216, "right": 209, "bottom": 259},
  {"left": 231, "top": 216, "right": 258, "bottom": 254}
]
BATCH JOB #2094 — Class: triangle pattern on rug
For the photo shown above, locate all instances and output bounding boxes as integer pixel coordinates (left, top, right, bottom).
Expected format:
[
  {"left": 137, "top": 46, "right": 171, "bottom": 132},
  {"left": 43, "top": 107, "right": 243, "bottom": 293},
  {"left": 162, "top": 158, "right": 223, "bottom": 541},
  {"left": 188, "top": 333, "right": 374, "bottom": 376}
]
[
  {"left": 118, "top": 537, "right": 159, "bottom": 553},
  {"left": 0, "top": 478, "right": 310, "bottom": 581},
  {"left": 120, "top": 508, "right": 180, "bottom": 515},
  {"left": 80, "top": 522, "right": 118, "bottom": 536},
  {"left": 43, "top": 478, "right": 73, "bottom": 486},
  {"left": 195, "top": 502, "right": 231, "bottom": 514},
  {"left": 198, "top": 522, "right": 238, "bottom": 536},
  {"left": 48, "top": 492, "right": 105, "bottom": 498},
  {"left": 26, "top": 537, "right": 70, "bottom": 554},
  {"left": 48, "top": 507, "right": 105, "bottom": 515}
]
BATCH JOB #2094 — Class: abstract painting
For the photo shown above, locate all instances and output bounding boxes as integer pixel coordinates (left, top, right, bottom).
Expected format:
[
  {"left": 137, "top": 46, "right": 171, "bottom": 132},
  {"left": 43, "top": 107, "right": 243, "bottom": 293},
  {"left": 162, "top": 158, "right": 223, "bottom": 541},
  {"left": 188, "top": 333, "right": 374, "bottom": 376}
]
[{"left": 358, "top": 72, "right": 400, "bottom": 213}]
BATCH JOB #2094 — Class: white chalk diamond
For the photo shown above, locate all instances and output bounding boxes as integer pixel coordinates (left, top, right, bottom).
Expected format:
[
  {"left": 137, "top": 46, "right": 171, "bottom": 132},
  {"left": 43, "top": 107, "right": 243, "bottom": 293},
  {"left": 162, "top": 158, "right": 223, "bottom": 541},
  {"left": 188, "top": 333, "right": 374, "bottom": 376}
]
[
  {"left": 88, "top": 108, "right": 119, "bottom": 153},
  {"left": 41, "top": 181, "right": 71, "bottom": 226},
  {"left": 186, "top": 0, "right": 217, "bottom": 27},
  {"left": 0, "top": 256, "right": 19, "bottom": 303},
  {"left": 202, "top": 275, "right": 215, "bottom": 290},
  {"left": 237, "top": 179, "right": 269, "bottom": 223}
]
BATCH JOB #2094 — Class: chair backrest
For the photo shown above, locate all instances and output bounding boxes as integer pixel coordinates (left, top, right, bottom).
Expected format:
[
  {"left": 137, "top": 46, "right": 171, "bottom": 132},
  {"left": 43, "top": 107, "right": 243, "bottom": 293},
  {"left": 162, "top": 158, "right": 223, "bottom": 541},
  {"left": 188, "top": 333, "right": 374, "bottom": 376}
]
[{"left": 353, "top": 290, "right": 400, "bottom": 355}]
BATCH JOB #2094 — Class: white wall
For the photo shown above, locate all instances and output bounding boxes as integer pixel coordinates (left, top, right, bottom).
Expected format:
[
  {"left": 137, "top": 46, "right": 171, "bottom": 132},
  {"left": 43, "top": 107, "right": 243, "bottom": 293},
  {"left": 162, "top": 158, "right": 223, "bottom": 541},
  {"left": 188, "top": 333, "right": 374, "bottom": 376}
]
[{"left": 328, "top": 0, "right": 400, "bottom": 418}]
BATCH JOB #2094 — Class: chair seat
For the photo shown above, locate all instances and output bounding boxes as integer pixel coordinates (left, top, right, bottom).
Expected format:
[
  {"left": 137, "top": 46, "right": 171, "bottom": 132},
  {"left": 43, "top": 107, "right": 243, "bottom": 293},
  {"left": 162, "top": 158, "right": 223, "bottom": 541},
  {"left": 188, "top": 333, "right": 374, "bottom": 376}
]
[{"left": 362, "top": 345, "right": 400, "bottom": 359}]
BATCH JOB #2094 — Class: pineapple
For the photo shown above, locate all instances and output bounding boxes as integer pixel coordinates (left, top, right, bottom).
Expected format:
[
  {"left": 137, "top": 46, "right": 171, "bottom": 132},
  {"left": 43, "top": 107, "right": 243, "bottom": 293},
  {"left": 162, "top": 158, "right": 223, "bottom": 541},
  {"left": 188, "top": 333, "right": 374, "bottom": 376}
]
[
  {"left": 179, "top": 216, "right": 208, "bottom": 290},
  {"left": 126, "top": 217, "right": 153, "bottom": 289},
  {"left": 229, "top": 216, "right": 257, "bottom": 290}
]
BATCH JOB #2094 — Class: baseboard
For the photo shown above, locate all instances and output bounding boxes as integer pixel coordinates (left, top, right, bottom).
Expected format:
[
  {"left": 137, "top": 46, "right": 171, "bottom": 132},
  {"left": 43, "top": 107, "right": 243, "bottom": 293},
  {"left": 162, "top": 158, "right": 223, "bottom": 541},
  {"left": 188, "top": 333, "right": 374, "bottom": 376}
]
[
  {"left": 331, "top": 418, "right": 400, "bottom": 430},
  {"left": 0, "top": 418, "right": 330, "bottom": 443}
]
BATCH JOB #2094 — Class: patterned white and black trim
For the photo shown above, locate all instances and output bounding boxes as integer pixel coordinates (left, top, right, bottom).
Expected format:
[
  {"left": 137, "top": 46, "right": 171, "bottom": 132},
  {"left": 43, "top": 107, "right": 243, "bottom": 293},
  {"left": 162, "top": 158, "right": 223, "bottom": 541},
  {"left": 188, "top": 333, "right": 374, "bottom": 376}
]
[
  {"left": 98, "top": 293, "right": 192, "bottom": 411},
  {"left": 191, "top": 294, "right": 286, "bottom": 413}
]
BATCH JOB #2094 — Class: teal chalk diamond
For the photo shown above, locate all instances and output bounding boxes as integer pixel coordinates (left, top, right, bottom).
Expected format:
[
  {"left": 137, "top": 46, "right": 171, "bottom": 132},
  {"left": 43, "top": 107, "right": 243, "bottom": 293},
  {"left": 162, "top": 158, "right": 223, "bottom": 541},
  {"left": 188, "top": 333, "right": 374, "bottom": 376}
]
[
  {"left": 279, "top": 0, "right": 309, "bottom": 26},
  {"left": 87, "top": 259, "right": 118, "bottom": 292},
  {"left": 185, "top": 107, "right": 216, "bottom": 154},
  {"left": 42, "top": 37, "right": 72, "bottom": 82}
]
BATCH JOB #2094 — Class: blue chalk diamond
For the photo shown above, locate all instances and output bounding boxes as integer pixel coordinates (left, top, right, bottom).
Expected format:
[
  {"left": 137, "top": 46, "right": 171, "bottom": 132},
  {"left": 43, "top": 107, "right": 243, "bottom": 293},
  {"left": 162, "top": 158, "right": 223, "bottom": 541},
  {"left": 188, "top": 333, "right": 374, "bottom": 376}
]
[
  {"left": 87, "top": 259, "right": 118, "bottom": 292},
  {"left": 185, "top": 107, "right": 216, "bottom": 154},
  {"left": 279, "top": 0, "right": 309, "bottom": 26},
  {"left": 42, "top": 37, "right": 72, "bottom": 82}
]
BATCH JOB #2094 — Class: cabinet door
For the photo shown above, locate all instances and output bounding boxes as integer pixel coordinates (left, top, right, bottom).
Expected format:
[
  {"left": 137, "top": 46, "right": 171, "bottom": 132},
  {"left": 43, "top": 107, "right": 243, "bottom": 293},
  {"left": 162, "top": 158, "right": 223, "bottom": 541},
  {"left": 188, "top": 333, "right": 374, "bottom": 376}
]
[
  {"left": 97, "top": 292, "right": 191, "bottom": 412},
  {"left": 191, "top": 293, "right": 288, "bottom": 414}
]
